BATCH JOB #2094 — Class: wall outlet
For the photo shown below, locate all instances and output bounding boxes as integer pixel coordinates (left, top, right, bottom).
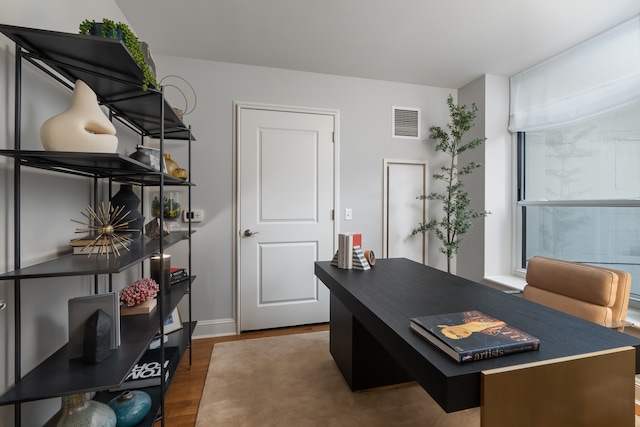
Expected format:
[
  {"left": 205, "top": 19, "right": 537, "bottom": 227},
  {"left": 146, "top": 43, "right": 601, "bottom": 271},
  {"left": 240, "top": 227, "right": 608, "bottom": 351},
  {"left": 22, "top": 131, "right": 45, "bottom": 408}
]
[{"left": 183, "top": 209, "right": 204, "bottom": 223}]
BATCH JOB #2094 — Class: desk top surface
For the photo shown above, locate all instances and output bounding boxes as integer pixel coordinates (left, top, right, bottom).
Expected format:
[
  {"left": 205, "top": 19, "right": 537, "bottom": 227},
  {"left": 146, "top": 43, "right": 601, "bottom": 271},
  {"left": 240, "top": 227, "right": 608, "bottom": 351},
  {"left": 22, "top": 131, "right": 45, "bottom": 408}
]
[{"left": 315, "top": 258, "right": 640, "bottom": 411}]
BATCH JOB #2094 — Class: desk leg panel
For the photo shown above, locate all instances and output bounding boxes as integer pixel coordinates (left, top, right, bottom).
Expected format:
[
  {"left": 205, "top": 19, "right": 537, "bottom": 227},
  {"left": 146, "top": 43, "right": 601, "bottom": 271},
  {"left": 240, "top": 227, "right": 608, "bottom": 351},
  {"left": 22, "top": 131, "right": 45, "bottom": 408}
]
[
  {"left": 330, "top": 294, "right": 412, "bottom": 390},
  {"left": 481, "top": 346, "right": 636, "bottom": 427}
]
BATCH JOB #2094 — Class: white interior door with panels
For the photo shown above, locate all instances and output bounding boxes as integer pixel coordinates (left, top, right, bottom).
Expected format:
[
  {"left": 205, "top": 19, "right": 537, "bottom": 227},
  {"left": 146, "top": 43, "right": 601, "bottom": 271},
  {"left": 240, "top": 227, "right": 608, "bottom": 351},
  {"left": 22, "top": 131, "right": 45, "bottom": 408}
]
[
  {"left": 237, "top": 105, "right": 336, "bottom": 331},
  {"left": 383, "top": 160, "right": 427, "bottom": 263}
]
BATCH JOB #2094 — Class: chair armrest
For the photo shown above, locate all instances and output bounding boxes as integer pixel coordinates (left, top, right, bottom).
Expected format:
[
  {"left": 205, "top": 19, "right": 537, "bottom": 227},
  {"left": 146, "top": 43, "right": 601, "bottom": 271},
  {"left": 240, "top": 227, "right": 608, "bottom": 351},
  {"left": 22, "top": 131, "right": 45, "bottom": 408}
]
[{"left": 600, "top": 320, "right": 634, "bottom": 329}]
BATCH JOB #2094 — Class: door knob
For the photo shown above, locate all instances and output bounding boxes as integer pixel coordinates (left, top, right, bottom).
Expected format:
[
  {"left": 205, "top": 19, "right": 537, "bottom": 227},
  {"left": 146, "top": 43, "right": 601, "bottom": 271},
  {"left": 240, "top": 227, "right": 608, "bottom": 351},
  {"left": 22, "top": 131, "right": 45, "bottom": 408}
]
[{"left": 244, "top": 229, "right": 259, "bottom": 237}]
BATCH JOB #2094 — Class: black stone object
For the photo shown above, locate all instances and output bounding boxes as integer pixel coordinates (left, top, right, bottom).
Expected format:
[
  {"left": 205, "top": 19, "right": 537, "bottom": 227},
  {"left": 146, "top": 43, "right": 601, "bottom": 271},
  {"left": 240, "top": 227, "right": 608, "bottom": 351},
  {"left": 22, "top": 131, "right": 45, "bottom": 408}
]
[
  {"left": 144, "top": 217, "right": 170, "bottom": 240},
  {"left": 82, "top": 309, "right": 113, "bottom": 364}
]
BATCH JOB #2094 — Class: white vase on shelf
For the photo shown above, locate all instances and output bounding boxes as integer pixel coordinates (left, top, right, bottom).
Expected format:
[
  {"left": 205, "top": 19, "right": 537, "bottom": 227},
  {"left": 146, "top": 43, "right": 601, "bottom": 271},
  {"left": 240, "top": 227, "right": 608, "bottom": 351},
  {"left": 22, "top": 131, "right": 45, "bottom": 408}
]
[{"left": 40, "top": 79, "right": 118, "bottom": 153}]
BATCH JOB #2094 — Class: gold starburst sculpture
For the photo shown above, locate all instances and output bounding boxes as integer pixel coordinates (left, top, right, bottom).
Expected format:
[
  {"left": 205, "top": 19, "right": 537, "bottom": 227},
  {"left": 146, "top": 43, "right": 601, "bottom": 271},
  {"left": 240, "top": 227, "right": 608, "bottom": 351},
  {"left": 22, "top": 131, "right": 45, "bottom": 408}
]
[{"left": 71, "top": 202, "right": 137, "bottom": 258}]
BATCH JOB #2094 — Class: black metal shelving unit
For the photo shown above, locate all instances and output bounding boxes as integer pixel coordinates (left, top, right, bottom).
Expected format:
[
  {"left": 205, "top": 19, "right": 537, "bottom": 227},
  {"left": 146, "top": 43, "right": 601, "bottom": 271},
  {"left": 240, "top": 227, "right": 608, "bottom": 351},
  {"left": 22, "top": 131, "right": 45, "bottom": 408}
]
[{"left": 0, "top": 23, "right": 197, "bottom": 426}]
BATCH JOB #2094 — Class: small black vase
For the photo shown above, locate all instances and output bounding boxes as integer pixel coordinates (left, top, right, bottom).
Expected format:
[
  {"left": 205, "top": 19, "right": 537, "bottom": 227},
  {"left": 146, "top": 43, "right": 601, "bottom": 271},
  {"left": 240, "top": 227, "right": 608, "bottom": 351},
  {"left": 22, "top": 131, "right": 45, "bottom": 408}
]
[
  {"left": 129, "top": 147, "right": 152, "bottom": 166},
  {"left": 110, "top": 184, "right": 145, "bottom": 236}
]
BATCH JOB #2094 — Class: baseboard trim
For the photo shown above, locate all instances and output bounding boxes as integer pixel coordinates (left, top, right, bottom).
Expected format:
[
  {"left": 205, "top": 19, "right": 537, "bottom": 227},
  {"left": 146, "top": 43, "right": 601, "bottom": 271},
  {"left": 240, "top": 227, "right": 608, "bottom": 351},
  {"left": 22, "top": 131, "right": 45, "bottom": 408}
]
[{"left": 193, "top": 318, "right": 237, "bottom": 338}]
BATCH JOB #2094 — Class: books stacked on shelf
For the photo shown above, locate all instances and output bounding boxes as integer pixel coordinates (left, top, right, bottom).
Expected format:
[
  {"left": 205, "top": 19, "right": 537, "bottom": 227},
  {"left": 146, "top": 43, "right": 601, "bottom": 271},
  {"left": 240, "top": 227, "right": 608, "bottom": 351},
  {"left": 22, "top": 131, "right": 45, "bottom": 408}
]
[
  {"left": 70, "top": 236, "right": 131, "bottom": 255},
  {"left": 410, "top": 310, "right": 540, "bottom": 363},
  {"left": 110, "top": 346, "right": 180, "bottom": 392},
  {"left": 68, "top": 292, "right": 121, "bottom": 359},
  {"left": 170, "top": 267, "right": 189, "bottom": 284}
]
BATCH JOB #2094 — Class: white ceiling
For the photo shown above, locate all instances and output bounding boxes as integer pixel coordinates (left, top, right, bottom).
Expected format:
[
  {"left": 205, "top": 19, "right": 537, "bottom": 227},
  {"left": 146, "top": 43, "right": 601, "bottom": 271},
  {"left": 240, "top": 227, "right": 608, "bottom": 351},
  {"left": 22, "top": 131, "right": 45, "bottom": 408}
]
[{"left": 116, "top": 0, "right": 640, "bottom": 89}]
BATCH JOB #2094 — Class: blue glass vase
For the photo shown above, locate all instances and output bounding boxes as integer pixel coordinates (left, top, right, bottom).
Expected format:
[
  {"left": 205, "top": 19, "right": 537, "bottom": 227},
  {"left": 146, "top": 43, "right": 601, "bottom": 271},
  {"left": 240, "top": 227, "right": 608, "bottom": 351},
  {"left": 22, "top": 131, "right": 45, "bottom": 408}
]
[{"left": 108, "top": 390, "right": 152, "bottom": 427}]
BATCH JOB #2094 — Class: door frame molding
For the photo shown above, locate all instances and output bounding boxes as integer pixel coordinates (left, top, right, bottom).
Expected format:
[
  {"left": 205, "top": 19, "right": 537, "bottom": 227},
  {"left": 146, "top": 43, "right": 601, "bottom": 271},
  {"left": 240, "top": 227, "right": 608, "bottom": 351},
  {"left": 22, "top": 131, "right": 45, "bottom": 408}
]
[
  {"left": 382, "top": 159, "right": 428, "bottom": 261},
  {"left": 233, "top": 102, "right": 340, "bottom": 334}
]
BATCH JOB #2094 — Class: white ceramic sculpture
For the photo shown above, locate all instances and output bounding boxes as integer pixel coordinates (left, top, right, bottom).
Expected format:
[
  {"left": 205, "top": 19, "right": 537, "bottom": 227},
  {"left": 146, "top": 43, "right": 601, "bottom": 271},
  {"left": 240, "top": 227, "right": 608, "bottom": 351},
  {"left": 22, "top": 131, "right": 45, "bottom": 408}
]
[{"left": 40, "top": 80, "right": 118, "bottom": 152}]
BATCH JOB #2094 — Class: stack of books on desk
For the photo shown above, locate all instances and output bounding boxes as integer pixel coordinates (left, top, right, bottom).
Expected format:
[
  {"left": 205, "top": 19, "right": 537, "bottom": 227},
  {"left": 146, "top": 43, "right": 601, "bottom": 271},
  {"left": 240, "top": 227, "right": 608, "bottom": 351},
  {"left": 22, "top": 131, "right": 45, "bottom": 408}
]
[
  {"left": 332, "top": 233, "right": 370, "bottom": 270},
  {"left": 410, "top": 310, "right": 540, "bottom": 363}
]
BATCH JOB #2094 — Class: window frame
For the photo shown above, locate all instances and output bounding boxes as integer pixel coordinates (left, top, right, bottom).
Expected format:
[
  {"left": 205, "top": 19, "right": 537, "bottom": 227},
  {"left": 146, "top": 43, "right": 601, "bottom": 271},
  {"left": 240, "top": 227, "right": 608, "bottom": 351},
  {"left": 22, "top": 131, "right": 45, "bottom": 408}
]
[{"left": 515, "top": 131, "right": 640, "bottom": 307}]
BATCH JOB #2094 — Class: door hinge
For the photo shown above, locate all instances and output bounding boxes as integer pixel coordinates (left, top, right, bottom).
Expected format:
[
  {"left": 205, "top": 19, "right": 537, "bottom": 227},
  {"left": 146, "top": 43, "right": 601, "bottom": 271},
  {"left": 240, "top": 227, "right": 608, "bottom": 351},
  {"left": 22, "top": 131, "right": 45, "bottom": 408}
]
[
  {"left": 331, "top": 209, "right": 334, "bottom": 220},
  {"left": 332, "top": 132, "right": 335, "bottom": 143}
]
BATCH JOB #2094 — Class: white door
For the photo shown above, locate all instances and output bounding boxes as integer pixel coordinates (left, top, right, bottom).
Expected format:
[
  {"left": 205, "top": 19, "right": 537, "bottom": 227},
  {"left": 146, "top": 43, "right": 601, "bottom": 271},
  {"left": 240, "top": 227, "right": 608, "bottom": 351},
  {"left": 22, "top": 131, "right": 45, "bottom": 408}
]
[
  {"left": 383, "top": 160, "right": 427, "bottom": 263},
  {"left": 238, "top": 106, "right": 335, "bottom": 331}
]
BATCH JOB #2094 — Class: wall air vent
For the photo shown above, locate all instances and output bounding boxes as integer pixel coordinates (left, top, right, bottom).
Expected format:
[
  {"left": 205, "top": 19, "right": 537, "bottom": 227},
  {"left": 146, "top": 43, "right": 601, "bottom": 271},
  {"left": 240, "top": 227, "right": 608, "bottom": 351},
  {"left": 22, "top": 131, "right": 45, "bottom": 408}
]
[{"left": 392, "top": 106, "right": 420, "bottom": 139}]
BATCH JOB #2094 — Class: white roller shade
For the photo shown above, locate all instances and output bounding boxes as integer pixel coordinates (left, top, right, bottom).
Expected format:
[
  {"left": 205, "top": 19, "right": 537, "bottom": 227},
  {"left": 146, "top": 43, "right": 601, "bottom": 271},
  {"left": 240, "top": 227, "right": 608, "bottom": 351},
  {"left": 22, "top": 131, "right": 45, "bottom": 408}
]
[{"left": 509, "top": 15, "right": 640, "bottom": 132}]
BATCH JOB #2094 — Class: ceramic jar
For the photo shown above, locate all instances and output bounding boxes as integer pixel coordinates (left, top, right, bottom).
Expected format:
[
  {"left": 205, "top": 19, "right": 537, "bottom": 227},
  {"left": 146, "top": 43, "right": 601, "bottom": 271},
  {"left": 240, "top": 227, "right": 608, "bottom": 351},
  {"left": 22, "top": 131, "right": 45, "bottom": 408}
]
[
  {"left": 173, "top": 167, "right": 188, "bottom": 180},
  {"left": 108, "top": 390, "right": 152, "bottom": 427},
  {"left": 163, "top": 153, "right": 178, "bottom": 176},
  {"left": 44, "top": 393, "right": 116, "bottom": 427},
  {"left": 129, "top": 147, "right": 152, "bottom": 166}
]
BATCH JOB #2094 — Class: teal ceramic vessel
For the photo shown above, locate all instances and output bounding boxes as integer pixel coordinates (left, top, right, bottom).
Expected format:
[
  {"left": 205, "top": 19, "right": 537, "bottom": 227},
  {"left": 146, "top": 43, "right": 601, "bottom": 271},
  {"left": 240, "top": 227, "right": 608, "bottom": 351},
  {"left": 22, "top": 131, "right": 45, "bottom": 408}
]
[{"left": 108, "top": 390, "right": 152, "bottom": 427}]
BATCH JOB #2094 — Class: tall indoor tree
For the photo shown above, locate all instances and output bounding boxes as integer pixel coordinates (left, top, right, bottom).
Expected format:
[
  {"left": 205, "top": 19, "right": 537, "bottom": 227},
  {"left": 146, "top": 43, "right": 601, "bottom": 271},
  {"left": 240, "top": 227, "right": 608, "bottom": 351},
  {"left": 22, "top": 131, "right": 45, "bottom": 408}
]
[{"left": 412, "top": 94, "right": 489, "bottom": 273}]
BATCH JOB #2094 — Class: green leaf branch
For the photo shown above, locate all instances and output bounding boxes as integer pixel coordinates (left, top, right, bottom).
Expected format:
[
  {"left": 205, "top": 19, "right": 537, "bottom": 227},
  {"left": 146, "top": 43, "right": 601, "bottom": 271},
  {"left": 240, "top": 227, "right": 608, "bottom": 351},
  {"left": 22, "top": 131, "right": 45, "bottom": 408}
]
[{"left": 412, "top": 94, "right": 490, "bottom": 273}]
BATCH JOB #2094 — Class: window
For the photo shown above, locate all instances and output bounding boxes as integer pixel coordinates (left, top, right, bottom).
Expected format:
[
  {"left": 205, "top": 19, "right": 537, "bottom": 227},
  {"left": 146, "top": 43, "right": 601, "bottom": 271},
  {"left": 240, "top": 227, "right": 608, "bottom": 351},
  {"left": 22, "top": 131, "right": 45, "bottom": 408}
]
[
  {"left": 510, "top": 15, "right": 640, "bottom": 301},
  {"left": 517, "top": 103, "right": 640, "bottom": 300}
]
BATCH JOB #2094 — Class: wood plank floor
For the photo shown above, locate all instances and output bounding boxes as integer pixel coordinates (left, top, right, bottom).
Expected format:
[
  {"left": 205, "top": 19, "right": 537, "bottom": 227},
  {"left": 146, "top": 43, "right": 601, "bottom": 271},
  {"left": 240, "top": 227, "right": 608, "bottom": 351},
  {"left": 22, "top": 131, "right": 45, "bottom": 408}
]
[{"left": 154, "top": 323, "right": 330, "bottom": 427}]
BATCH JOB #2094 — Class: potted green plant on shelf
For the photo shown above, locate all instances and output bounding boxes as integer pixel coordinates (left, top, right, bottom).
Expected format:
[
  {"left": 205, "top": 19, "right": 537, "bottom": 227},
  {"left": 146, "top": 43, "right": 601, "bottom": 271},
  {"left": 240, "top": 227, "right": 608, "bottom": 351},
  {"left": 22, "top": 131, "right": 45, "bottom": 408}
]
[
  {"left": 411, "top": 94, "right": 490, "bottom": 273},
  {"left": 79, "top": 18, "right": 157, "bottom": 90}
]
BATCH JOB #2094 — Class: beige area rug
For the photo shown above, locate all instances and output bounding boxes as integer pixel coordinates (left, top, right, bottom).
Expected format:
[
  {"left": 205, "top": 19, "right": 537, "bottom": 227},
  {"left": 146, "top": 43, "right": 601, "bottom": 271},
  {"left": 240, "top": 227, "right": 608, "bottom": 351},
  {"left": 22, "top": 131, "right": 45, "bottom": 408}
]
[{"left": 196, "top": 331, "right": 479, "bottom": 426}]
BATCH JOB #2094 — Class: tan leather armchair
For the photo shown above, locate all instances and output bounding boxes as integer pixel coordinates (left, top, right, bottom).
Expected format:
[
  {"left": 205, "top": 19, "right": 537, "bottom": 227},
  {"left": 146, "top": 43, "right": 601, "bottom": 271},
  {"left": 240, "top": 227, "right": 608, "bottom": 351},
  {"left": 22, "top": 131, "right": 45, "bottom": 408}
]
[{"left": 523, "top": 256, "right": 632, "bottom": 331}]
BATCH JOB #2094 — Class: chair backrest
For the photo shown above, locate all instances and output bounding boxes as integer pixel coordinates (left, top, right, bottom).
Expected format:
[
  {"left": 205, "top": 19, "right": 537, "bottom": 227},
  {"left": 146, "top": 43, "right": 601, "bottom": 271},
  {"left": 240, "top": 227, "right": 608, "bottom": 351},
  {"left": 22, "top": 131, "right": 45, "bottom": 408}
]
[{"left": 523, "top": 256, "right": 631, "bottom": 328}]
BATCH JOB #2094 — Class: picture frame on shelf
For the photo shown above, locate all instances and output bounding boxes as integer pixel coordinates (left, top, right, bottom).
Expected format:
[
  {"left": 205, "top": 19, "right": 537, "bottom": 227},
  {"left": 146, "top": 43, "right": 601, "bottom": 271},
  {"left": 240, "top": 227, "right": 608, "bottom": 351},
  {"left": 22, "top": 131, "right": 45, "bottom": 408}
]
[
  {"left": 135, "top": 145, "right": 167, "bottom": 172},
  {"left": 164, "top": 307, "right": 183, "bottom": 334}
]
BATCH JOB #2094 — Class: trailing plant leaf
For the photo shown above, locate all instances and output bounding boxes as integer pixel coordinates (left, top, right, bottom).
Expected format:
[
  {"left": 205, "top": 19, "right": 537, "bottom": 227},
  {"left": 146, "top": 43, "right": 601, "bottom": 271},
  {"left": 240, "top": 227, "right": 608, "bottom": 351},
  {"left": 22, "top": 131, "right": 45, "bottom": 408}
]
[
  {"left": 79, "top": 19, "right": 157, "bottom": 90},
  {"left": 412, "top": 94, "right": 490, "bottom": 273}
]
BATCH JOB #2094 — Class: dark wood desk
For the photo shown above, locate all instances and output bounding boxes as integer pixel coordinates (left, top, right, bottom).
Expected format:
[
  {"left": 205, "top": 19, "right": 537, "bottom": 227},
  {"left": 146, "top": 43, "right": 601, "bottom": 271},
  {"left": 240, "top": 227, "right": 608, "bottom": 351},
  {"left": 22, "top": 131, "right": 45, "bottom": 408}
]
[{"left": 315, "top": 258, "right": 640, "bottom": 420}]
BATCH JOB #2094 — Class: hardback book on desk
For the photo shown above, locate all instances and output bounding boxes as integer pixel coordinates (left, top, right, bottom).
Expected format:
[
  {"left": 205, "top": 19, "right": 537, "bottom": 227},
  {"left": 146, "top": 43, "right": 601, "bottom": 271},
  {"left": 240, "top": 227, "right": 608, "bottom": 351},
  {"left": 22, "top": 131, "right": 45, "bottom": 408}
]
[{"left": 410, "top": 310, "right": 540, "bottom": 363}]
